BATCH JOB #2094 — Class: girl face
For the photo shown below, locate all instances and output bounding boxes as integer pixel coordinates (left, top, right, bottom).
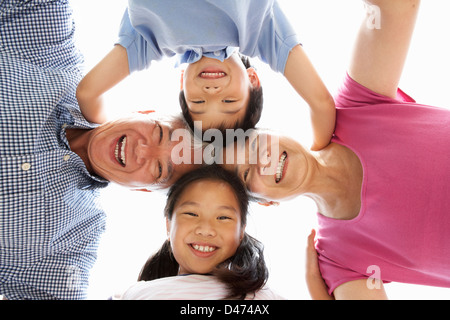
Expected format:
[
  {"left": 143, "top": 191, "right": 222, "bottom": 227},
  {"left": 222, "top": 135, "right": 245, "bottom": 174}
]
[
  {"left": 167, "top": 179, "right": 244, "bottom": 275},
  {"left": 182, "top": 53, "right": 260, "bottom": 130}
]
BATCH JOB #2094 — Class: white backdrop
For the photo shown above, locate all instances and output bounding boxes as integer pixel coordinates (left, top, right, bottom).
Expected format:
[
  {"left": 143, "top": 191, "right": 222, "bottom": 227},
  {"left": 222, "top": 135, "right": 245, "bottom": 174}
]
[{"left": 69, "top": 1, "right": 450, "bottom": 300}]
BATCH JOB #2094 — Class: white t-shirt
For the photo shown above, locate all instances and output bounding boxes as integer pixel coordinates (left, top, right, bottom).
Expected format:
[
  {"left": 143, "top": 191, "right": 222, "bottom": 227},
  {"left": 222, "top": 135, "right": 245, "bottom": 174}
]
[{"left": 115, "top": 274, "right": 285, "bottom": 300}]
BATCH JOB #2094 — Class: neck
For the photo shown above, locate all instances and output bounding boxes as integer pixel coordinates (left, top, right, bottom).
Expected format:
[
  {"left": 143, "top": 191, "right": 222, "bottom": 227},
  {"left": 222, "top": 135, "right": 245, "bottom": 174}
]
[
  {"left": 66, "top": 128, "right": 93, "bottom": 173},
  {"left": 305, "top": 143, "right": 362, "bottom": 220}
]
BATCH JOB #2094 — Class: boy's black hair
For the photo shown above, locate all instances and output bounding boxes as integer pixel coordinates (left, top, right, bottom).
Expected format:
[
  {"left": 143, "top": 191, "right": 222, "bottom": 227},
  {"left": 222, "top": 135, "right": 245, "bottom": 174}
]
[
  {"left": 179, "top": 54, "right": 263, "bottom": 136},
  {"left": 138, "top": 165, "right": 269, "bottom": 299}
]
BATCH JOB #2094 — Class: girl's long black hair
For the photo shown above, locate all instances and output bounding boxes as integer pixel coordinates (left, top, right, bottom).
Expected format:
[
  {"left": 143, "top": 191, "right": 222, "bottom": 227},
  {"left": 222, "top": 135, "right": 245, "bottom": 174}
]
[{"left": 138, "top": 165, "right": 269, "bottom": 299}]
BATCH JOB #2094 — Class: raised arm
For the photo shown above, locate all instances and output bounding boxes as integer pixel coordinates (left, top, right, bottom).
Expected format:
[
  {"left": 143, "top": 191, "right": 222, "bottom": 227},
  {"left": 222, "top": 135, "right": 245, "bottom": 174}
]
[
  {"left": 284, "top": 45, "right": 336, "bottom": 151},
  {"left": 349, "top": 0, "right": 420, "bottom": 98},
  {"left": 76, "top": 45, "right": 129, "bottom": 124}
]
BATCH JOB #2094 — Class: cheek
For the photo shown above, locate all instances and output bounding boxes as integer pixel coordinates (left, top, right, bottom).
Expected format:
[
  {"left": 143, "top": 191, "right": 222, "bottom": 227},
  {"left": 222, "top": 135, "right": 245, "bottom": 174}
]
[{"left": 222, "top": 225, "right": 243, "bottom": 252}]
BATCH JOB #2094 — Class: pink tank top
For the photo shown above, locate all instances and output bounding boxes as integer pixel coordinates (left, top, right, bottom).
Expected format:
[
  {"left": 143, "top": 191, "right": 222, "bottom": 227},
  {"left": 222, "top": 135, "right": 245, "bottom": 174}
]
[{"left": 316, "top": 74, "right": 450, "bottom": 294}]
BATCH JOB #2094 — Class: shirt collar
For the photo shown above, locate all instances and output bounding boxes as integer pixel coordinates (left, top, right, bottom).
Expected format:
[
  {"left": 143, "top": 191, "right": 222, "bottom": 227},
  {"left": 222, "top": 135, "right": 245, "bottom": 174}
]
[{"left": 175, "top": 46, "right": 238, "bottom": 67}]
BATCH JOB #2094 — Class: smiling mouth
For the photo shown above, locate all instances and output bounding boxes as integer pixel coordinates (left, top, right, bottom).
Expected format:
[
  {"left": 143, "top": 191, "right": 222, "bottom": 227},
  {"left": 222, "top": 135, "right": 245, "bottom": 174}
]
[
  {"left": 114, "top": 135, "right": 126, "bottom": 167},
  {"left": 275, "top": 152, "right": 287, "bottom": 183},
  {"left": 199, "top": 71, "right": 226, "bottom": 79},
  {"left": 190, "top": 244, "right": 217, "bottom": 253}
]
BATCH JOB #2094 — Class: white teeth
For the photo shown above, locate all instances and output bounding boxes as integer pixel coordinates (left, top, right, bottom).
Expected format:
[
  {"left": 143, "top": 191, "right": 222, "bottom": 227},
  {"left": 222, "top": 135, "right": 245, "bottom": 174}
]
[
  {"left": 275, "top": 152, "right": 287, "bottom": 183},
  {"left": 192, "top": 244, "right": 217, "bottom": 253},
  {"left": 114, "top": 136, "right": 126, "bottom": 166},
  {"left": 201, "top": 72, "right": 225, "bottom": 77}
]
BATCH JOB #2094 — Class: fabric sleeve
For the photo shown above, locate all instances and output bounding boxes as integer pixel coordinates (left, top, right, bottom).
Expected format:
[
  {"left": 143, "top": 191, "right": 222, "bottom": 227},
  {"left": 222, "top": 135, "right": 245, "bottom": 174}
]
[
  {"left": 256, "top": 1, "right": 300, "bottom": 74},
  {"left": 116, "top": 8, "right": 164, "bottom": 73},
  {"left": 317, "top": 251, "right": 370, "bottom": 295},
  {"left": 335, "top": 73, "right": 416, "bottom": 109}
]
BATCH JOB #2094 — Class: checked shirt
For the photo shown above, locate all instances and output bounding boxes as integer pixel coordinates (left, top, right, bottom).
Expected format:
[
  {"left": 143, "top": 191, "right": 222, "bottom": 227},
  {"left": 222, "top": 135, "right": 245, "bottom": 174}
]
[{"left": 0, "top": 0, "right": 108, "bottom": 299}]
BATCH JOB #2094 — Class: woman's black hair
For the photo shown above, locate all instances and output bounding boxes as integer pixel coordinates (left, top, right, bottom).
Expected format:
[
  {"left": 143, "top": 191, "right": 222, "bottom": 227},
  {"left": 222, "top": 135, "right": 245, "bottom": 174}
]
[
  {"left": 138, "top": 164, "right": 269, "bottom": 299},
  {"left": 179, "top": 53, "right": 263, "bottom": 138}
]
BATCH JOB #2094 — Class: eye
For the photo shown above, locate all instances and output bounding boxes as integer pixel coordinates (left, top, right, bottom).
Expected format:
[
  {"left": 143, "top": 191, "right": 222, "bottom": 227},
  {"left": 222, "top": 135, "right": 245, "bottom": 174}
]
[
  {"left": 243, "top": 168, "right": 250, "bottom": 182},
  {"left": 183, "top": 212, "right": 198, "bottom": 217},
  {"left": 190, "top": 100, "right": 205, "bottom": 104},
  {"left": 159, "top": 124, "right": 163, "bottom": 143},
  {"left": 222, "top": 99, "right": 236, "bottom": 103},
  {"left": 251, "top": 137, "right": 257, "bottom": 151},
  {"left": 217, "top": 215, "right": 232, "bottom": 221},
  {"left": 157, "top": 161, "right": 162, "bottom": 179}
]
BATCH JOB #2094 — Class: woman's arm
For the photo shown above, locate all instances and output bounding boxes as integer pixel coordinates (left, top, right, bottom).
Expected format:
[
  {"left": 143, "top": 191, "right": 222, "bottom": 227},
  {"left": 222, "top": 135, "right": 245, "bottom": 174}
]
[
  {"left": 349, "top": 0, "right": 421, "bottom": 98},
  {"left": 306, "top": 230, "right": 388, "bottom": 300},
  {"left": 76, "top": 45, "right": 130, "bottom": 124},
  {"left": 333, "top": 279, "right": 388, "bottom": 300},
  {"left": 284, "top": 45, "right": 336, "bottom": 151}
]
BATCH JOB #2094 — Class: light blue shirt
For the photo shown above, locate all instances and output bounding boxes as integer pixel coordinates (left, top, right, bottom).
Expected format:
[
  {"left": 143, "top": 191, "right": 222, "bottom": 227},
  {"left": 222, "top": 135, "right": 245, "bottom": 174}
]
[{"left": 117, "top": 0, "right": 300, "bottom": 74}]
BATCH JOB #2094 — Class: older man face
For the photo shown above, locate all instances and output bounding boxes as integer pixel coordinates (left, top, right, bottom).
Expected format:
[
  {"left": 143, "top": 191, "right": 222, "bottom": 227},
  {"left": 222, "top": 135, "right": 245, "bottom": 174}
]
[{"left": 86, "top": 113, "right": 198, "bottom": 190}]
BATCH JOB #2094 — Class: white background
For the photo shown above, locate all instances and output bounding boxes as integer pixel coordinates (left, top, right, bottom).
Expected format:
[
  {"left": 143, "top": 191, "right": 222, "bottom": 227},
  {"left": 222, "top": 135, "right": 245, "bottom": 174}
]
[{"left": 68, "top": 1, "right": 450, "bottom": 300}]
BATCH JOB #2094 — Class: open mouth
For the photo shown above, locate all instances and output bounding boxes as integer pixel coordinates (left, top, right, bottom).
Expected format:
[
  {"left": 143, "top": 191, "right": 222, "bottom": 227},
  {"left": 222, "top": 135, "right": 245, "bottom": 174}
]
[
  {"left": 189, "top": 243, "right": 218, "bottom": 257},
  {"left": 191, "top": 244, "right": 217, "bottom": 253},
  {"left": 114, "top": 135, "right": 126, "bottom": 167},
  {"left": 275, "top": 151, "right": 287, "bottom": 183},
  {"left": 199, "top": 69, "right": 226, "bottom": 79}
]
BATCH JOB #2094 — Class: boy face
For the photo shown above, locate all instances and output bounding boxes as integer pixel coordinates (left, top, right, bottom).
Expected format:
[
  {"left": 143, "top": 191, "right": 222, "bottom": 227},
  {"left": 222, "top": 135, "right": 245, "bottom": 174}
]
[{"left": 182, "top": 53, "right": 260, "bottom": 130}]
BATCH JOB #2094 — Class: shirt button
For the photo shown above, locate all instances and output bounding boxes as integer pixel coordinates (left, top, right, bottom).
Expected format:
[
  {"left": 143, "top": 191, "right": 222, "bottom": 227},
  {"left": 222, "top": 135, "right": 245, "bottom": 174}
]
[
  {"left": 214, "top": 50, "right": 221, "bottom": 56},
  {"left": 63, "top": 154, "right": 70, "bottom": 161},
  {"left": 21, "top": 162, "right": 31, "bottom": 171}
]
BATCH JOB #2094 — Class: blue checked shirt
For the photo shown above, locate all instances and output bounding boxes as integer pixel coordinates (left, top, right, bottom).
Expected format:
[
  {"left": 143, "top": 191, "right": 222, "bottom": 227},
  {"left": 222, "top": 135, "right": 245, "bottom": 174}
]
[{"left": 0, "top": 0, "right": 108, "bottom": 299}]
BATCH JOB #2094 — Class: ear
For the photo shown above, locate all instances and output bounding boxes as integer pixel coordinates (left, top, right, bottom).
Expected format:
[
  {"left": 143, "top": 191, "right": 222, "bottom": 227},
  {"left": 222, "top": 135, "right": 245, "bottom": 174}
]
[
  {"left": 166, "top": 217, "right": 171, "bottom": 239},
  {"left": 247, "top": 67, "right": 261, "bottom": 89},
  {"left": 239, "top": 226, "right": 246, "bottom": 242},
  {"left": 257, "top": 200, "right": 280, "bottom": 207},
  {"left": 180, "top": 69, "right": 185, "bottom": 91}
]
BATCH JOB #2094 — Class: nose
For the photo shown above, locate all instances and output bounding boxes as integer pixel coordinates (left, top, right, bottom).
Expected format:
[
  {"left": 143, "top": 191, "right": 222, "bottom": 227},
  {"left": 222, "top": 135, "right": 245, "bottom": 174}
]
[
  {"left": 202, "top": 85, "right": 222, "bottom": 94},
  {"left": 135, "top": 139, "right": 171, "bottom": 165},
  {"left": 195, "top": 219, "right": 217, "bottom": 238}
]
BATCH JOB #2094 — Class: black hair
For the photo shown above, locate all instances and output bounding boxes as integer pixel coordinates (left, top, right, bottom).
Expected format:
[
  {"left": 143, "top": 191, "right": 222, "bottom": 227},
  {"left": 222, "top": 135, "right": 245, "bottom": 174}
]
[
  {"left": 138, "top": 164, "right": 269, "bottom": 299},
  {"left": 179, "top": 53, "right": 263, "bottom": 138}
]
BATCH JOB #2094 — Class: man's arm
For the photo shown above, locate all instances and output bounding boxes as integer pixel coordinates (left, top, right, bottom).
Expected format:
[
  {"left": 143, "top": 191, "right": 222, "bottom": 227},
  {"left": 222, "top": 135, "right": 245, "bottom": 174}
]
[
  {"left": 284, "top": 45, "right": 336, "bottom": 151},
  {"left": 76, "top": 45, "right": 129, "bottom": 124},
  {"left": 348, "top": 0, "right": 421, "bottom": 98}
]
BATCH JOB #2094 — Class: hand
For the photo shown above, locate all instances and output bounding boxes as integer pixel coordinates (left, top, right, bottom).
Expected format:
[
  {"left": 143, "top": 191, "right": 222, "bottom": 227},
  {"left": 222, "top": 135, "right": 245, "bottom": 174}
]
[{"left": 305, "top": 229, "right": 334, "bottom": 300}]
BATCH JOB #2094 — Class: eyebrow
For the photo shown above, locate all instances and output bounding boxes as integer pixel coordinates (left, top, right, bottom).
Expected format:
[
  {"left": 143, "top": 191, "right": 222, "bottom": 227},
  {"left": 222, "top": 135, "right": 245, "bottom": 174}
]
[
  {"left": 177, "top": 201, "right": 238, "bottom": 213},
  {"left": 189, "top": 110, "right": 205, "bottom": 115},
  {"left": 222, "top": 109, "right": 241, "bottom": 115}
]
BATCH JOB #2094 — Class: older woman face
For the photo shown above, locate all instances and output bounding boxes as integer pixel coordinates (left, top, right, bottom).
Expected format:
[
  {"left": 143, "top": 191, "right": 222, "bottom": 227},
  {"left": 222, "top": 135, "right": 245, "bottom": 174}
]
[{"left": 221, "top": 131, "right": 311, "bottom": 201}]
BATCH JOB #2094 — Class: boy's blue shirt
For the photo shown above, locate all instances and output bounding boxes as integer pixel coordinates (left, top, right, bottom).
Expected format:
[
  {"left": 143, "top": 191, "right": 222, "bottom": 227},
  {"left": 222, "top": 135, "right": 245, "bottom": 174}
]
[{"left": 117, "top": 0, "right": 300, "bottom": 74}]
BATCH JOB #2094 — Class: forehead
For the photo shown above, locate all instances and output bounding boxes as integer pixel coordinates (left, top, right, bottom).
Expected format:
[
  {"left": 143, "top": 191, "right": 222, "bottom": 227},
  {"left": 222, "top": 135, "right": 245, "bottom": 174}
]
[{"left": 179, "top": 179, "right": 236, "bottom": 199}]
